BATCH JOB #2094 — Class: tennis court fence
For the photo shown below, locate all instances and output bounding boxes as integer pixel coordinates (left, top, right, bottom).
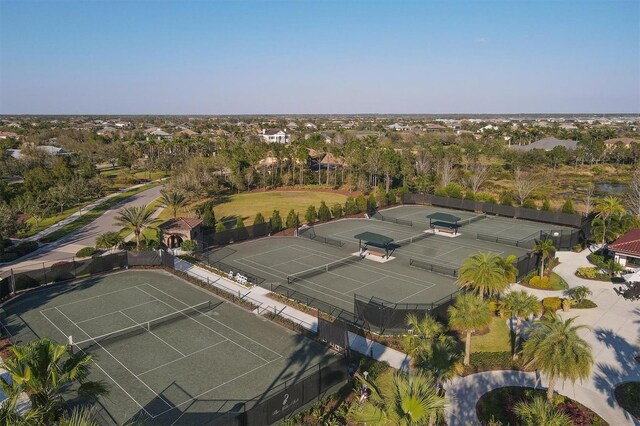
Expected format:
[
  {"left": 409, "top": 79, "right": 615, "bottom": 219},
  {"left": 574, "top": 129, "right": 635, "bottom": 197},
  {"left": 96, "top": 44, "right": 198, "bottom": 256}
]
[
  {"left": 403, "top": 193, "right": 587, "bottom": 228},
  {"left": 369, "top": 210, "right": 414, "bottom": 227},
  {"left": 354, "top": 292, "right": 462, "bottom": 334},
  {"left": 409, "top": 258, "right": 459, "bottom": 278},
  {"left": 0, "top": 250, "right": 176, "bottom": 296},
  {"left": 297, "top": 226, "right": 344, "bottom": 248},
  {"left": 477, "top": 228, "right": 582, "bottom": 251}
]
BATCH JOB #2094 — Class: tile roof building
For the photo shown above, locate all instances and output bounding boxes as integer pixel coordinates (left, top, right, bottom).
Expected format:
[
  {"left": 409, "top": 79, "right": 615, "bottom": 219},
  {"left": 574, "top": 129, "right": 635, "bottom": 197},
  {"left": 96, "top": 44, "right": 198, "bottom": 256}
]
[{"left": 610, "top": 228, "right": 640, "bottom": 268}]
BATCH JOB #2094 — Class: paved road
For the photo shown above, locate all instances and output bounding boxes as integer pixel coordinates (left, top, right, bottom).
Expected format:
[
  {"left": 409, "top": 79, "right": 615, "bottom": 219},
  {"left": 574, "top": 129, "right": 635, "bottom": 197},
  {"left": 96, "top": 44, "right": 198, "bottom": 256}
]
[{"left": 5, "top": 185, "right": 164, "bottom": 270}]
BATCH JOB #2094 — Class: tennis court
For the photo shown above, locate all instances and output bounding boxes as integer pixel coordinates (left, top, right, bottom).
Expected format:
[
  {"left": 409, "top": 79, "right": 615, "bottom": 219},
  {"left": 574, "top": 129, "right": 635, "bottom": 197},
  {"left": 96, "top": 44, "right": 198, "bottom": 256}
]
[
  {"left": 0, "top": 270, "right": 338, "bottom": 425},
  {"left": 374, "top": 205, "right": 573, "bottom": 241}
]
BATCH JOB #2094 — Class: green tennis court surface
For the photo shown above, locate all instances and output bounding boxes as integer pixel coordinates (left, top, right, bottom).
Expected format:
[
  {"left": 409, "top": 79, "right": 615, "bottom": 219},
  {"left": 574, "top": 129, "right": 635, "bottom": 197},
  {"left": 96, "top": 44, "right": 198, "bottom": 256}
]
[
  {"left": 200, "top": 208, "right": 569, "bottom": 315},
  {"left": 0, "top": 270, "right": 338, "bottom": 425}
]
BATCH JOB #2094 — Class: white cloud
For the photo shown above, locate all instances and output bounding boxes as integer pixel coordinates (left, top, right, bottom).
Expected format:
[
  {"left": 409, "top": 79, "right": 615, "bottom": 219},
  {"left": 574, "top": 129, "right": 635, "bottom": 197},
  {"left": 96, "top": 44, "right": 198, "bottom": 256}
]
[{"left": 476, "top": 37, "right": 489, "bottom": 44}]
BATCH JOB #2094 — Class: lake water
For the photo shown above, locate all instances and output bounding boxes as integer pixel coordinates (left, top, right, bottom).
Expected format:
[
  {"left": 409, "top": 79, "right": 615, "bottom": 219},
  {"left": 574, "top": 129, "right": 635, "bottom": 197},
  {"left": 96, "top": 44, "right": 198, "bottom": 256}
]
[{"left": 595, "top": 183, "right": 628, "bottom": 195}]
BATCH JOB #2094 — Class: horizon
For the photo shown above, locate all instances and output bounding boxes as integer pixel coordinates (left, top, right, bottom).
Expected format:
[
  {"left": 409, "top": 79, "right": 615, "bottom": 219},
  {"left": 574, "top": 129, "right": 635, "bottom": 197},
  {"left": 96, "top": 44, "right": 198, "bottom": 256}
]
[{"left": 1, "top": 0, "right": 639, "bottom": 114}]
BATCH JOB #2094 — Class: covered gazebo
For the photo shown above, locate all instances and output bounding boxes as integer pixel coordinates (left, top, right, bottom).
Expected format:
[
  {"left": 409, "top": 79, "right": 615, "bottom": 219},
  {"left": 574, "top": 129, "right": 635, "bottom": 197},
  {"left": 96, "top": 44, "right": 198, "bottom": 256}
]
[
  {"left": 158, "top": 217, "right": 203, "bottom": 249},
  {"left": 354, "top": 231, "right": 395, "bottom": 259},
  {"left": 426, "top": 212, "right": 461, "bottom": 234}
]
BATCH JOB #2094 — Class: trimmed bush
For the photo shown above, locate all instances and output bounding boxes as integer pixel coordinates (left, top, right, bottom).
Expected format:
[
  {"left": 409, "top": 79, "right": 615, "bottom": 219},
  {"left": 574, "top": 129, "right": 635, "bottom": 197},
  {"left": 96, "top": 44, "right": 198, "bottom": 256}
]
[
  {"left": 356, "top": 194, "right": 367, "bottom": 213},
  {"left": 304, "top": 205, "right": 317, "bottom": 224},
  {"left": 344, "top": 196, "right": 358, "bottom": 215},
  {"left": 235, "top": 217, "right": 245, "bottom": 228},
  {"left": 253, "top": 212, "right": 265, "bottom": 226},
  {"left": 270, "top": 210, "right": 283, "bottom": 232},
  {"left": 573, "top": 299, "right": 597, "bottom": 309},
  {"left": 529, "top": 276, "right": 550, "bottom": 289},
  {"left": 542, "top": 297, "right": 562, "bottom": 312},
  {"left": 331, "top": 203, "right": 343, "bottom": 218},
  {"left": 317, "top": 201, "right": 331, "bottom": 222},
  {"left": 75, "top": 247, "right": 97, "bottom": 258},
  {"left": 180, "top": 239, "right": 197, "bottom": 252},
  {"left": 522, "top": 198, "right": 537, "bottom": 209},
  {"left": 285, "top": 209, "right": 298, "bottom": 229}
]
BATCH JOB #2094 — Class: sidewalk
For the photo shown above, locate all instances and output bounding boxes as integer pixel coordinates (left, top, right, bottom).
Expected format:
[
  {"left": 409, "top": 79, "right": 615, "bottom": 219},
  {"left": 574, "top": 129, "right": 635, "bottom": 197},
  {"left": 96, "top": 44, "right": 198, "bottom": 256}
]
[
  {"left": 174, "top": 258, "right": 412, "bottom": 371},
  {"left": 463, "top": 249, "right": 640, "bottom": 426}
]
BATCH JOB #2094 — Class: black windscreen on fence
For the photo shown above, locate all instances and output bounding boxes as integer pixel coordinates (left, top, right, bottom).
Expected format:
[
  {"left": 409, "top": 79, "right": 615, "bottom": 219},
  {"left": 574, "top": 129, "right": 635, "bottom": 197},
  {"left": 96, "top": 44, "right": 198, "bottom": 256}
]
[
  {"left": 0, "top": 276, "right": 11, "bottom": 300},
  {"left": 242, "top": 357, "right": 348, "bottom": 425},
  {"left": 404, "top": 193, "right": 586, "bottom": 228},
  {"left": 318, "top": 317, "right": 349, "bottom": 349},
  {"left": 201, "top": 222, "right": 271, "bottom": 249},
  {"left": 353, "top": 292, "right": 459, "bottom": 334}
]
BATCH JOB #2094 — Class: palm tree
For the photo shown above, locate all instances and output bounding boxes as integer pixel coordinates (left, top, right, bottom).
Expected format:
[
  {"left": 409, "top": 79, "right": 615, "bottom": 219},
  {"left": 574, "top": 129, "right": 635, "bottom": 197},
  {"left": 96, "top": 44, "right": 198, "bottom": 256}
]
[
  {"left": 1, "top": 338, "right": 108, "bottom": 423},
  {"left": 350, "top": 370, "right": 447, "bottom": 426},
  {"left": 513, "top": 396, "right": 572, "bottom": 426},
  {"left": 499, "top": 291, "right": 541, "bottom": 359},
  {"left": 496, "top": 254, "right": 519, "bottom": 284},
  {"left": 159, "top": 189, "right": 187, "bottom": 218},
  {"left": 566, "top": 285, "right": 592, "bottom": 304},
  {"left": 457, "top": 252, "right": 512, "bottom": 298},
  {"left": 95, "top": 231, "right": 125, "bottom": 252},
  {"left": 605, "top": 258, "right": 624, "bottom": 278},
  {"left": 533, "top": 238, "right": 555, "bottom": 279},
  {"left": 114, "top": 204, "right": 156, "bottom": 250},
  {"left": 448, "top": 293, "right": 491, "bottom": 366},
  {"left": 403, "top": 314, "right": 445, "bottom": 357},
  {"left": 593, "top": 196, "right": 626, "bottom": 245},
  {"left": 522, "top": 313, "right": 593, "bottom": 403}
]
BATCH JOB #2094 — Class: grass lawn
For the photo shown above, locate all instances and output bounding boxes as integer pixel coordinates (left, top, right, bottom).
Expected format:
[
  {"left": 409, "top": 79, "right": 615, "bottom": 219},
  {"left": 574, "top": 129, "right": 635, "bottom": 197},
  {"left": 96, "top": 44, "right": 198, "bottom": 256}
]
[
  {"left": 100, "top": 168, "right": 168, "bottom": 189},
  {"left": 477, "top": 386, "right": 607, "bottom": 426},
  {"left": 159, "top": 190, "right": 349, "bottom": 225},
  {"left": 19, "top": 204, "right": 89, "bottom": 237},
  {"left": 615, "top": 382, "right": 640, "bottom": 419},
  {"left": 471, "top": 316, "right": 511, "bottom": 353},
  {"left": 40, "top": 183, "right": 160, "bottom": 243},
  {"left": 549, "top": 272, "right": 570, "bottom": 290}
]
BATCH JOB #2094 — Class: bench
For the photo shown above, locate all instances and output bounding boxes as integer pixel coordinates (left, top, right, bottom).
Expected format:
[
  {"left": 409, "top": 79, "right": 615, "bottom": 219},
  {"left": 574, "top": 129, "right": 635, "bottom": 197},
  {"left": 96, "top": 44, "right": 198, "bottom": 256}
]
[
  {"left": 367, "top": 250, "right": 385, "bottom": 258},
  {"left": 436, "top": 227, "right": 456, "bottom": 235}
]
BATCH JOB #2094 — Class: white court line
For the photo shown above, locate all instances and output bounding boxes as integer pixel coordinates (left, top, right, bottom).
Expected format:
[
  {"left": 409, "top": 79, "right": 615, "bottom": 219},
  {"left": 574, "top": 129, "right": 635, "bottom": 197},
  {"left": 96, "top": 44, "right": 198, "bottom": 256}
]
[
  {"left": 269, "top": 253, "right": 320, "bottom": 267},
  {"left": 53, "top": 307, "right": 174, "bottom": 409},
  {"left": 345, "top": 276, "right": 396, "bottom": 294},
  {"left": 151, "top": 357, "right": 280, "bottom": 419},
  {"left": 396, "top": 285, "right": 442, "bottom": 303},
  {"left": 240, "top": 244, "right": 305, "bottom": 261},
  {"left": 137, "top": 339, "right": 230, "bottom": 376},
  {"left": 39, "top": 310, "right": 153, "bottom": 418},
  {"left": 40, "top": 286, "right": 143, "bottom": 311},
  {"left": 237, "top": 257, "right": 353, "bottom": 305},
  {"left": 139, "top": 283, "right": 281, "bottom": 359},
  {"left": 135, "top": 286, "right": 274, "bottom": 363},
  {"left": 292, "top": 244, "right": 445, "bottom": 289},
  {"left": 119, "top": 310, "right": 186, "bottom": 358},
  {"left": 75, "top": 300, "right": 158, "bottom": 324},
  {"left": 289, "top": 259, "right": 371, "bottom": 285}
]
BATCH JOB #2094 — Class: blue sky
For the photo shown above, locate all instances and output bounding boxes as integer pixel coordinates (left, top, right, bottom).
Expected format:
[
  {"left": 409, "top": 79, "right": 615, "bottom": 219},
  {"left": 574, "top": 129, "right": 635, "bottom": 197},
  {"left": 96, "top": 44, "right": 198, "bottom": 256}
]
[{"left": 0, "top": 0, "right": 638, "bottom": 114}]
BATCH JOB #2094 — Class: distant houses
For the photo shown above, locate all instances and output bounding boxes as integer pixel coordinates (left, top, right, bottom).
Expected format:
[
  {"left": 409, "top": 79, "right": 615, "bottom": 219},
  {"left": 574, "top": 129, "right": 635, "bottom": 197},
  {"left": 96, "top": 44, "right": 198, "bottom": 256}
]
[
  {"left": 6, "top": 145, "right": 73, "bottom": 159},
  {"left": 511, "top": 137, "right": 578, "bottom": 151},
  {"left": 260, "top": 128, "right": 289, "bottom": 144}
]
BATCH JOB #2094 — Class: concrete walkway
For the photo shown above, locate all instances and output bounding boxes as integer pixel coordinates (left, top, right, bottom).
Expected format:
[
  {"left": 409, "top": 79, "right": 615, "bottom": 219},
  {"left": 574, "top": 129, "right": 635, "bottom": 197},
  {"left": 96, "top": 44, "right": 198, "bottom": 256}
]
[
  {"left": 445, "top": 249, "right": 640, "bottom": 425},
  {"left": 174, "top": 258, "right": 412, "bottom": 371}
]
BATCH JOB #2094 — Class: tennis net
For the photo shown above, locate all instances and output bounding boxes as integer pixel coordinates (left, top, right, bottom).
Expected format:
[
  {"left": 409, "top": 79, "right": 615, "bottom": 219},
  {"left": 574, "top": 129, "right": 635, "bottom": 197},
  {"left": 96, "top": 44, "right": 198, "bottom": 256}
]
[
  {"left": 73, "top": 301, "right": 213, "bottom": 349},
  {"left": 287, "top": 256, "right": 362, "bottom": 284},
  {"left": 394, "top": 232, "right": 431, "bottom": 247},
  {"left": 458, "top": 213, "right": 487, "bottom": 226}
]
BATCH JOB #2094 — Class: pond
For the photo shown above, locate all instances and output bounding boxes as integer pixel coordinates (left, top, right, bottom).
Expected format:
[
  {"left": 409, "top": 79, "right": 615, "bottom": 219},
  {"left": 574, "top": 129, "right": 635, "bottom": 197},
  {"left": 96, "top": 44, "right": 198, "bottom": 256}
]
[{"left": 596, "top": 182, "right": 628, "bottom": 195}]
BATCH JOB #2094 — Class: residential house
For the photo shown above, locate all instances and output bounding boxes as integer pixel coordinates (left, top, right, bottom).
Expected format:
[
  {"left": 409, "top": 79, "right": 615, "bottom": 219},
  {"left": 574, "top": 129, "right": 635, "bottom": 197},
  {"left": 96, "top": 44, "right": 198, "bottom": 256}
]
[
  {"left": 511, "top": 137, "right": 578, "bottom": 151},
  {"left": 387, "top": 123, "right": 411, "bottom": 131},
  {"left": 0, "top": 131, "right": 19, "bottom": 140},
  {"left": 425, "top": 124, "right": 447, "bottom": 133},
  {"left": 604, "top": 138, "right": 640, "bottom": 149},
  {"left": 260, "top": 129, "right": 289, "bottom": 144},
  {"left": 609, "top": 228, "right": 640, "bottom": 269},
  {"left": 145, "top": 128, "right": 173, "bottom": 140},
  {"left": 478, "top": 124, "right": 499, "bottom": 133}
]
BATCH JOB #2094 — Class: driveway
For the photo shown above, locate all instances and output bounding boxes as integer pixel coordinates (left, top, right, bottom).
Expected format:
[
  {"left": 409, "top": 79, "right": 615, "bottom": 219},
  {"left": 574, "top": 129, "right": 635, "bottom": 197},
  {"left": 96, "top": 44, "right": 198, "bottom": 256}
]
[{"left": 4, "top": 185, "right": 164, "bottom": 270}]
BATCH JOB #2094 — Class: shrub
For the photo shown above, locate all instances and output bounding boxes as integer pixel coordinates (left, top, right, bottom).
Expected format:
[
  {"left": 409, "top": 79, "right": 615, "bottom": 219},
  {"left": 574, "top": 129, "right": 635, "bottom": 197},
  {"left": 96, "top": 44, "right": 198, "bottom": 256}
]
[
  {"left": 235, "top": 217, "right": 245, "bottom": 228},
  {"left": 576, "top": 266, "right": 601, "bottom": 279},
  {"left": 437, "top": 183, "right": 464, "bottom": 199},
  {"left": 529, "top": 276, "right": 550, "bottom": 289},
  {"left": 387, "top": 189, "right": 397, "bottom": 205},
  {"left": 368, "top": 193, "right": 377, "bottom": 210},
  {"left": 344, "top": 197, "right": 358, "bottom": 215},
  {"left": 572, "top": 244, "right": 583, "bottom": 253},
  {"left": 587, "top": 253, "right": 607, "bottom": 268},
  {"left": 253, "top": 212, "right": 265, "bottom": 226},
  {"left": 499, "top": 191, "right": 514, "bottom": 206},
  {"left": 541, "top": 199, "right": 552, "bottom": 211},
  {"left": 8, "top": 241, "right": 39, "bottom": 256},
  {"left": 542, "top": 297, "right": 562, "bottom": 312},
  {"left": 270, "top": 210, "right": 282, "bottom": 232},
  {"left": 215, "top": 222, "right": 227, "bottom": 233},
  {"left": 396, "top": 186, "right": 409, "bottom": 202},
  {"left": 573, "top": 299, "right": 597, "bottom": 309},
  {"left": 465, "top": 352, "right": 522, "bottom": 374},
  {"left": 522, "top": 199, "right": 537, "bottom": 209},
  {"left": 331, "top": 203, "right": 343, "bottom": 218},
  {"left": 75, "top": 247, "right": 97, "bottom": 258},
  {"left": 356, "top": 195, "right": 367, "bottom": 213},
  {"left": 180, "top": 239, "right": 197, "bottom": 252},
  {"left": 285, "top": 209, "right": 298, "bottom": 229},
  {"left": 561, "top": 298, "right": 573, "bottom": 311},
  {"left": 561, "top": 198, "right": 576, "bottom": 214},
  {"left": 317, "top": 201, "right": 331, "bottom": 222},
  {"left": 375, "top": 188, "right": 387, "bottom": 208},
  {"left": 304, "top": 205, "right": 317, "bottom": 224},
  {"left": 521, "top": 271, "right": 537, "bottom": 285}
]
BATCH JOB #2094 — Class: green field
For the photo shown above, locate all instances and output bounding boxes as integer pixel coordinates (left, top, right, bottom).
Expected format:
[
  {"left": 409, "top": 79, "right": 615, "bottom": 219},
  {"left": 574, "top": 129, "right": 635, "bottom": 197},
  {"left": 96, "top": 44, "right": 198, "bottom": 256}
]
[{"left": 159, "top": 190, "right": 350, "bottom": 225}]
